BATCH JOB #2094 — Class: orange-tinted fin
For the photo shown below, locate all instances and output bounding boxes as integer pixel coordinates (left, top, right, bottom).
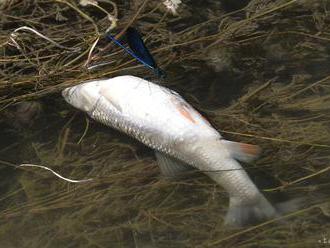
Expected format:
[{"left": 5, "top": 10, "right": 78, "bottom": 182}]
[{"left": 222, "top": 140, "right": 261, "bottom": 162}]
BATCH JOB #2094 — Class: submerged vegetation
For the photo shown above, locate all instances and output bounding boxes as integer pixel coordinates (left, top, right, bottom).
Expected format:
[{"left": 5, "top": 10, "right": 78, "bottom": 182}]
[{"left": 0, "top": 0, "right": 330, "bottom": 247}]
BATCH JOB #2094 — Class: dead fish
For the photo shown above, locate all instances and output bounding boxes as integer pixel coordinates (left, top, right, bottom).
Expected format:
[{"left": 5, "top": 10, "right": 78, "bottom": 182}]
[{"left": 62, "top": 75, "right": 279, "bottom": 227}]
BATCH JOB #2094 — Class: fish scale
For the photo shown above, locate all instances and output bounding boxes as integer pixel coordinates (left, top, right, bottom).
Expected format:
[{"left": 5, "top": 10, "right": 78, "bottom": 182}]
[
  {"left": 62, "top": 75, "right": 282, "bottom": 227},
  {"left": 90, "top": 94, "right": 176, "bottom": 156}
]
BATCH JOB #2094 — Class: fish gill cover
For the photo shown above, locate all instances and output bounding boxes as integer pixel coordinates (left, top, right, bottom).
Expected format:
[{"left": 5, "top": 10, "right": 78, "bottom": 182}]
[{"left": 0, "top": 0, "right": 330, "bottom": 247}]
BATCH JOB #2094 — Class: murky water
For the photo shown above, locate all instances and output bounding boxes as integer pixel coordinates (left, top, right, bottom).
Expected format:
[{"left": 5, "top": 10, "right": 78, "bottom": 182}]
[{"left": 1, "top": 0, "right": 330, "bottom": 247}]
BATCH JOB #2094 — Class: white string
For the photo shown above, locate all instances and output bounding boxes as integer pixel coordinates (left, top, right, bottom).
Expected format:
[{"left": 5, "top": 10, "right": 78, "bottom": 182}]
[
  {"left": 10, "top": 26, "right": 80, "bottom": 52},
  {"left": 19, "top": 164, "right": 93, "bottom": 183}
]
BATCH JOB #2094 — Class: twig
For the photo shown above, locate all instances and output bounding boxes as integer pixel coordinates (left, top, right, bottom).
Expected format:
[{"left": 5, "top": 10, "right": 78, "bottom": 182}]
[
  {"left": 219, "top": 130, "right": 330, "bottom": 148},
  {"left": 229, "top": 80, "right": 273, "bottom": 109},
  {"left": 55, "top": 0, "right": 99, "bottom": 35},
  {"left": 288, "top": 74, "right": 330, "bottom": 99},
  {"left": 100, "top": 0, "right": 149, "bottom": 55},
  {"left": 207, "top": 202, "right": 324, "bottom": 247},
  {"left": 77, "top": 116, "right": 90, "bottom": 144},
  {"left": 84, "top": 36, "right": 100, "bottom": 67},
  {"left": 265, "top": 166, "right": 330, "bottom": 192},
  {"left": 10, "top": 26, "right": 80, "bottom": 52}
]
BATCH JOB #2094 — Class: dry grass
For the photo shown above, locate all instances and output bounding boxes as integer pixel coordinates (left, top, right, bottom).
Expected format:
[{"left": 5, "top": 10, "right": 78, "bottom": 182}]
[{"left": 0, "top": 0, "right": 330, "bottom": 247}]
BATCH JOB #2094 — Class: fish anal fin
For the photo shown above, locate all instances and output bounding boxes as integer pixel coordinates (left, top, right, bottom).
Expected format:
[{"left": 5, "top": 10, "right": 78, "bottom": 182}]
[
  {"left": 155, "top": 152, "right": 193, "bottom": 178},
  {"left": 222, "top": 140, "right": 261, "bottom": 163}
]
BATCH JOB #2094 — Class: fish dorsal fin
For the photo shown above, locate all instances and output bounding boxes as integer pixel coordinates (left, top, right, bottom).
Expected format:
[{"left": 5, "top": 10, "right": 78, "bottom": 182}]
[
  {"left": 222, "top": 140, "right": 261, "bottom": 163},
  {"left": 155, "top": 152, "right": 193, "bottom": 178}
]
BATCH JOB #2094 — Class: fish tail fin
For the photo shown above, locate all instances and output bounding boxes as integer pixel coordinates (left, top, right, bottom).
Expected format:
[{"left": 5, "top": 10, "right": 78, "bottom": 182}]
[
  {"left": 221, "top": 140, "right": 261, "bottom": 163},
  {"left": 275, "top": 197, "right": 307, "bottom": 214},
  {"left": 224, "top": 194, "right": 278, "bottom": 227}
]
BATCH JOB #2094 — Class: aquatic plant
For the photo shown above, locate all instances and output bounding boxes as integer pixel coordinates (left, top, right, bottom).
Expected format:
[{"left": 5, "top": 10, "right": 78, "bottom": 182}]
[{"left": 0, "top": 0, "right": 329, "bottom": 247}]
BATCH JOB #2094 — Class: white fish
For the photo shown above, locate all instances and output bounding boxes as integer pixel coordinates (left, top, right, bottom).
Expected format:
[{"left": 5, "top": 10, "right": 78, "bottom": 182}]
[{"left": 62, "top": 75, "right": 279, "bottom": 227}]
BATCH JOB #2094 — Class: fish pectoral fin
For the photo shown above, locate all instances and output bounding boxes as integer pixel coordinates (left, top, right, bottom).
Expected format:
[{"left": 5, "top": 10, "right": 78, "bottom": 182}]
[
  {"left": 222, "top": 140, "right": 261, "bottom": 163},
  {"left": 155, "top": 152, "right": 194, "bottom": 178},
  {"left": 99, "top": 87, "right": 122, "bottom": 113}
]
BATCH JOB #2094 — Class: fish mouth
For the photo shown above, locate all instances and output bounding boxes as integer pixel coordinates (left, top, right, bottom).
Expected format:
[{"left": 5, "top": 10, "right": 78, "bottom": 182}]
[{"left": 61, "top": 86, "right": 77, "bottom": 102}]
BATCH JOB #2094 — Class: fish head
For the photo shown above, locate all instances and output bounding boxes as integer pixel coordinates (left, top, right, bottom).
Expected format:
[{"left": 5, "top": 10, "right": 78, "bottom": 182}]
[{"left": 62, "top": 81, "right": 101, "bottom": 113}]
